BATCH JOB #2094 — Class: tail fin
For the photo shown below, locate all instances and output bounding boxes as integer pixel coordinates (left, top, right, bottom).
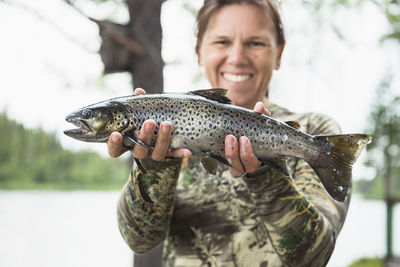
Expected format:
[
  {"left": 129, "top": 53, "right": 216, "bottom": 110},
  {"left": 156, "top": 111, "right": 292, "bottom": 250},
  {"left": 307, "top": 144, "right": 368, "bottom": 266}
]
[{"left": 309, "top": 134, "right": 371, "bottom": 202}]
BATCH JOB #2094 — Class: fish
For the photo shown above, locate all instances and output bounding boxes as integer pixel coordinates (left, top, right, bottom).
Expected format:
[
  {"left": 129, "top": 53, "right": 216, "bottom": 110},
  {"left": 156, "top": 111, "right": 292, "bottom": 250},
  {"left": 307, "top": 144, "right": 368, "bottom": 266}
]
[{"left": 64, "top": 88, "right": 371, "bottom": 201}]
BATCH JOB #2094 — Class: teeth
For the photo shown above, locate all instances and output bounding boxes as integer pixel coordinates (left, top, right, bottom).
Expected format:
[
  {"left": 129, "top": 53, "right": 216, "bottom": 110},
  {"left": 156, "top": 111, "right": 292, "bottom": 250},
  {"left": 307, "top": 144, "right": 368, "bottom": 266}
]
[{"left": 223, "top": 73, "right": 251, "bottom": 82}]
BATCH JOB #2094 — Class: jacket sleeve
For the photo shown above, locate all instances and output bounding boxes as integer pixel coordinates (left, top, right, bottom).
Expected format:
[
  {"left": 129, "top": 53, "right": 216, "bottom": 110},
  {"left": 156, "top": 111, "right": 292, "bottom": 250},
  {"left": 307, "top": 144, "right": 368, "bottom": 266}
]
[
  {"left": 242, "top": 113, "right": 349, "bottom": 267},
  {"left": 117, "top": 157, "right": 182, "bottom": 254}
]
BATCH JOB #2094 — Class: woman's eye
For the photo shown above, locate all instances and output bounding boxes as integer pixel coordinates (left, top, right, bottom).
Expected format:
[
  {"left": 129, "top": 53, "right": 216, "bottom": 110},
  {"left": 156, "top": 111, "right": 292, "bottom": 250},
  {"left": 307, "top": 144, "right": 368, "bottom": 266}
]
[
  {"left": 215, "top": 40, "right": 229, "bottom": 46},
  {"left": 248, "top": 42, "right": 265, "bottom": 47}
]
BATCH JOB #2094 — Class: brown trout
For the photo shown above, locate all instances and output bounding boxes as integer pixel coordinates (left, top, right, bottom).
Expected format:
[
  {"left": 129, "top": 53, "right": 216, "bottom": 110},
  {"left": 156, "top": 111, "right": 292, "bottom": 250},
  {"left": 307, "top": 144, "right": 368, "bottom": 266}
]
[{"left": 64, "top": 88, "right": 371, "bottom": 201}]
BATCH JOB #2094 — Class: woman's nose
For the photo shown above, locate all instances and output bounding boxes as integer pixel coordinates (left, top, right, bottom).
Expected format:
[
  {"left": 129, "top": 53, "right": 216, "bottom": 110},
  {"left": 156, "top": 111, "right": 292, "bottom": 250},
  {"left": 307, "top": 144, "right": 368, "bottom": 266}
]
[{"left": 226, "top": 44, "right": 247, "bottom": 65}]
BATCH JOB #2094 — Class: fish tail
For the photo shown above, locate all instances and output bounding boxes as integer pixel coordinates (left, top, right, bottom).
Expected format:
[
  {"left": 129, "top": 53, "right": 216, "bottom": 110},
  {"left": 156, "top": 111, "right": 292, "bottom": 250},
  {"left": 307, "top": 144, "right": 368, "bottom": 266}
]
[{"left": 309, "top": 134, "right": 371, "bottom": 202}]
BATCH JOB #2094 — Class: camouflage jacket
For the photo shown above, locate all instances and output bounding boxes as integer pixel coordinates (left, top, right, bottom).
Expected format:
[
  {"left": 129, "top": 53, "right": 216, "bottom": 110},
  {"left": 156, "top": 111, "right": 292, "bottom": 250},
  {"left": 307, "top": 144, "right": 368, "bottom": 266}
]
[{"left": 117, "top": 104, "right": 350, "bottom": 267}]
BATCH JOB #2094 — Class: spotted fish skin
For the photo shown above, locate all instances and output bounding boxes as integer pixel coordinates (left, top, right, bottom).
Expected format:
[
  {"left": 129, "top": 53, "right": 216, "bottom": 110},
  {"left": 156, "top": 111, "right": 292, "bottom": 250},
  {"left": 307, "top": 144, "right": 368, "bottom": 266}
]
[
  {"left": 125, "top": 94, "right": 329, "bottom": 163},
  {"left": 64, "top": 89, "right": 371, "bottom": 201}
]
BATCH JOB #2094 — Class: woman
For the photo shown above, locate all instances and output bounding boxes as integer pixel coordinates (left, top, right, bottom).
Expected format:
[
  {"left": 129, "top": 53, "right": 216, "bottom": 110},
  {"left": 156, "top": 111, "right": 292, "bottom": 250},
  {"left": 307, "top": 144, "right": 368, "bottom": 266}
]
[{"left": 109, "top": 0, "right": 349, "bottom": 266}]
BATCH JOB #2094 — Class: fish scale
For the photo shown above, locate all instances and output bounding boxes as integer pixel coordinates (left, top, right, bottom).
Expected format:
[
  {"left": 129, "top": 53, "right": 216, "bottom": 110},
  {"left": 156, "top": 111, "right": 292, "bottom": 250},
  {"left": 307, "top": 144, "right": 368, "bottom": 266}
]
[{"left": 64, "top": 88, "right": 371, "bottom": 202}]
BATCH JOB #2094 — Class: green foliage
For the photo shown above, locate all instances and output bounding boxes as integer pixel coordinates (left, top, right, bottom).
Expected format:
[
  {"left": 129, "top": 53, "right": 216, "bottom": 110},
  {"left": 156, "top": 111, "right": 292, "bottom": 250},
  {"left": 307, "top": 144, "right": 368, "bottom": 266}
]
[
  {"left": 347, "top": 257, "right": 384, "bottom": 267},
  {"left": 375, "top": 0, "right": 400, "bottom": 43},
  {"left": 0, "top": 111, "right": 129, "bottom": 190},
  {"left": 353, "top": 74, "right": 400, "bottom": 200},
  {"left": 296, "top": 0, "right": 400, "bottom": 44}
]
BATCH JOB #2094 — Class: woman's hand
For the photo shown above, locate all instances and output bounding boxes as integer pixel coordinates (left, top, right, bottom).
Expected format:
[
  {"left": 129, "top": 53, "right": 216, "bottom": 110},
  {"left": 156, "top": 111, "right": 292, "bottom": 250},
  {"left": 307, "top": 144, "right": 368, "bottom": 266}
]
[
  {"left": 107, "top": 88, "right": 192, "bottom": 160},
  {"left": 225, "top": 102, "right": 271, "bottom": 177}
]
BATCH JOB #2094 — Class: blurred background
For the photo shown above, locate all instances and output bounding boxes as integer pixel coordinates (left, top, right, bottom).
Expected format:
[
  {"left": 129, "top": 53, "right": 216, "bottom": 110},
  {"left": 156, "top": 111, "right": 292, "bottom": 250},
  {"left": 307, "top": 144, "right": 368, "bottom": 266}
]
[{"left": 0, "top": 0, "right": 399, "bottom": 266}]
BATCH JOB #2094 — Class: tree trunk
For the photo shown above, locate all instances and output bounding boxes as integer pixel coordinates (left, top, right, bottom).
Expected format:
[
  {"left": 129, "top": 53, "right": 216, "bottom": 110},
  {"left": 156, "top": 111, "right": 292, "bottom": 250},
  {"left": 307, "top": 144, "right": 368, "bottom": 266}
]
[
  {"left": 97, "top": 0, "right": 164, "bottom": 94},
  {"left": 96, "top": 1, "right": 165, "bottom": 266}
]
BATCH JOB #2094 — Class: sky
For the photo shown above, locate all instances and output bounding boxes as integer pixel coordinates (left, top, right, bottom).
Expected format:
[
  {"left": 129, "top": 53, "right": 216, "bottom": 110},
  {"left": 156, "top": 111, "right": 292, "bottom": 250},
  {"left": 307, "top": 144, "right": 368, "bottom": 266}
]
[{"left": 1, "top": 0, "right": 399, "bottom": 180}]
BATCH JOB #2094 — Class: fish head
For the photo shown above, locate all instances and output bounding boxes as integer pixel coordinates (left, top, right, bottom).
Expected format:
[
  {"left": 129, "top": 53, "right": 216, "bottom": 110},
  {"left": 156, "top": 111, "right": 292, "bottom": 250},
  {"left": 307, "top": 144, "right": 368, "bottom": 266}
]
[{"left": 64, "top": 101, "right": 131, "bottom": 142}]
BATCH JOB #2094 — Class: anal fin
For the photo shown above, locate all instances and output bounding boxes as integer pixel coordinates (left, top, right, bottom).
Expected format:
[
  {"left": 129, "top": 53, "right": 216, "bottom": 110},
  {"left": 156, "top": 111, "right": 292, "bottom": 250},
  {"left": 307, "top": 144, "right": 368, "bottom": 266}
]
[
  {"left": 201, "top": 152, "right": 231, "bottom": 174},
  {"left": 201, "top": 156, "right": 218, "bottom": 175}
]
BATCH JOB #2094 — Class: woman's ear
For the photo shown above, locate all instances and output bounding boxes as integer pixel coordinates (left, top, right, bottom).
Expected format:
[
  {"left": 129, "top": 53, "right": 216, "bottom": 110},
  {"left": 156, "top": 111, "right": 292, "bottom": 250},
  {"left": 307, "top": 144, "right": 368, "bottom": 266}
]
[{"left": 274, "top": 41, "right": 286, "bottom": 70}]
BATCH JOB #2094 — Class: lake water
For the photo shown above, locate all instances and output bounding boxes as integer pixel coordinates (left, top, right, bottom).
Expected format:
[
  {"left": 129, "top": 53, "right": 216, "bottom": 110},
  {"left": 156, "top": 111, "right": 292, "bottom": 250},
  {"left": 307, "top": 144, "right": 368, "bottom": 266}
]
[{"left": 0, "top": 191, "right": 398, "bottom": 267}]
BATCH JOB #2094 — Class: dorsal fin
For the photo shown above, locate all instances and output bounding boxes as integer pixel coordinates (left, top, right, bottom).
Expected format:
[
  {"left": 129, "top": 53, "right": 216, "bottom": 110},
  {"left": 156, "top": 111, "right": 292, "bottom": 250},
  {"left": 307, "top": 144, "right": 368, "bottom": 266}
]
[
  {"left": 285, "top": 121, "right": 301, "bottom": 130},
  {"left": 189, "top": 88, "right": 233, "bottom": 104}
]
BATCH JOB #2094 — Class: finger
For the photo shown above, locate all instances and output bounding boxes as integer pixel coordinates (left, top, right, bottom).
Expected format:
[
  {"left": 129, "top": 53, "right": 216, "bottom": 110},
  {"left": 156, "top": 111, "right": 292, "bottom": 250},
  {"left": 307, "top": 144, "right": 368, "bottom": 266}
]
[
  {"left": 134, "top": 88, "right": 146, "bottom": 95},
  {"left": 167, "top": 148, "right": 192, "bottom": 158},
  {"left": 225, "top": 135, "right": 245, "bottom": 177},
  {"left": 133, "top": 120, "right": 156, "bottom": 159},
  {"left": 151, "top": 121, "right": 173, "bottom": 161},
  {"left": 239, "top": 136, "right": 261, "bottom": 174},
  {"left": 107, "top": 132, "right": 128, "bottom": 158},
  {"left": 254, "top": 101, "right": 271, "bottom": 116}
]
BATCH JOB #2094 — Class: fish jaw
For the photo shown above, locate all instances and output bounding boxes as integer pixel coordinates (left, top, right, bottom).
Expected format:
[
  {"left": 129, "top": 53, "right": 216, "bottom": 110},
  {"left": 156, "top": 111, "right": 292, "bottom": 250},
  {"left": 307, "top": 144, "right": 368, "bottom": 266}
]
[
  {"left": 64, "top": 115, "right": 97, "bottom": 142},
  {"left": 64, "top": 112, "right": 109, "bottom": 142}
]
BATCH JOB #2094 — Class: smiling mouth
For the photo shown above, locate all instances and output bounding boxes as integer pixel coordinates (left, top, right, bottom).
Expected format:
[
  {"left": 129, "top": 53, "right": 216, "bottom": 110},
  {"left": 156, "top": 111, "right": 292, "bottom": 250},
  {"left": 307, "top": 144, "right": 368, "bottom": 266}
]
[{"left": 222, "top": 73, "right": 252, "bottom": 82}]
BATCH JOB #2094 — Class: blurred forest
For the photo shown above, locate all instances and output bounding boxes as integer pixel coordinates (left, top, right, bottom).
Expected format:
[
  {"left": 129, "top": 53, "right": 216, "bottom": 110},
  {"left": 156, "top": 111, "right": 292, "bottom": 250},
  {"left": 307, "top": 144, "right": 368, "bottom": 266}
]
[
  {"left": 0, "top": 111, "right": 129, "bottom": 190},
  {"left": 354, "top": 75, "right": 400, "bottom": 200}
]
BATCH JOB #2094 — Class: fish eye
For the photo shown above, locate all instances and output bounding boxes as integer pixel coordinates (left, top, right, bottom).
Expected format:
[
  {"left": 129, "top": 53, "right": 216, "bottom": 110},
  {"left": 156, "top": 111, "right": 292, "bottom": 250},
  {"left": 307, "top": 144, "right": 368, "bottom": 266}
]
[{"left": 81, "top": 109, "right": 93, "bottom": 119}]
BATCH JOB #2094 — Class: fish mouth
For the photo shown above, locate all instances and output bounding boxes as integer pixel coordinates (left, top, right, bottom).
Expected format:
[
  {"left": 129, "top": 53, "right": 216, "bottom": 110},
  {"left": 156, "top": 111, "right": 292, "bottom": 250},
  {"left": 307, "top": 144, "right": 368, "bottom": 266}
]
[{"left": 64, "top": 118, "right": 93, "bottom": 137}]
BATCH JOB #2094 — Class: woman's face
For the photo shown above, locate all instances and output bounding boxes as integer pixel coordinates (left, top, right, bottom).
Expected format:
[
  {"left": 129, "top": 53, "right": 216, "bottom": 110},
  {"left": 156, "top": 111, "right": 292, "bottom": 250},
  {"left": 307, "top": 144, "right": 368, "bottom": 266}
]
[{"left": 198, "top": 4, "right": 284, "bottom": 109}]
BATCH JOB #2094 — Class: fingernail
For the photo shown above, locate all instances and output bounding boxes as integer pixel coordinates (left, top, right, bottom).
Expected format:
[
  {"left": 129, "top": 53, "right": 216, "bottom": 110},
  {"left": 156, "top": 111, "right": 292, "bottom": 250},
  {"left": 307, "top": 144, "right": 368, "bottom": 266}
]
[
  {"left": 227, "top": 158, "right": 232, "bottom": 165},
  {"left": 240, "top": 137, "right": 248, "bottom": 153},
  {"left": 240, "top": 136, "right": 248, "bottom": 145},
  {"left": 226, "top": 135, "right": 235, "bottom": 148},
  {"left": 229, "top": 167, "right": 242, "bottom": 177},
  {"left": 183, "top": 150, "right": 191, "bottom": 157},
  {"left": 111, "top": 133, "right": 118, "bottom": 143},
  {"left": 162, "top": 122, "right": 172, "bottom": 134},
  {"left": 145, "top": 122, "right": 154, "bottom": 132}
]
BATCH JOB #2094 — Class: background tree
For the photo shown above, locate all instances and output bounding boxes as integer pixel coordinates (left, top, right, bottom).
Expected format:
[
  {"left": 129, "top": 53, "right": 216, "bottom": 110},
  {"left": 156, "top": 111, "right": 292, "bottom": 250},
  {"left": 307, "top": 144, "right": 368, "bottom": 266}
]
[
  {"left": 66, "top": 0, "right": 164, "bottom": 94},
  {"left": 355, "top": 75, "right": 400, "bottom": 200}
]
